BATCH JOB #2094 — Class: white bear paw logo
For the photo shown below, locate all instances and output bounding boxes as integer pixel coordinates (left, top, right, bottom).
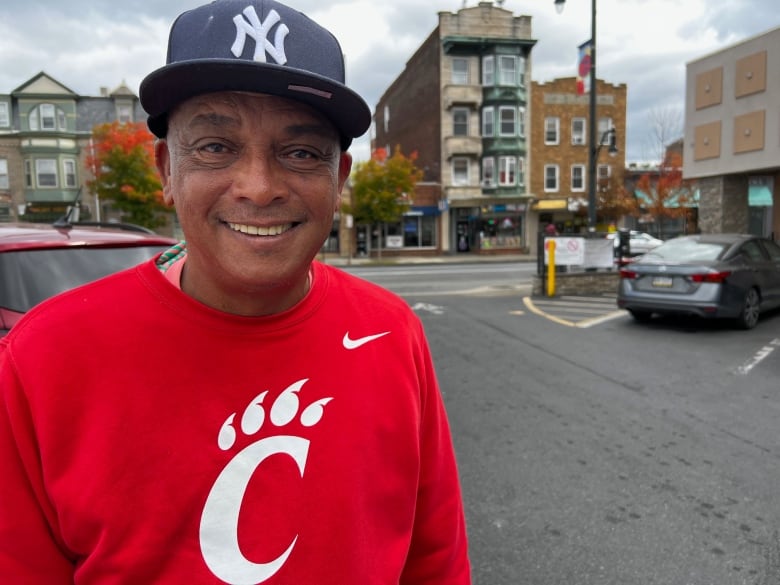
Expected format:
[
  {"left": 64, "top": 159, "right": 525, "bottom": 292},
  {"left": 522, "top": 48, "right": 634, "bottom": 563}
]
[{"left": 199, "top": 378, "right": 333, "bottom": 585}]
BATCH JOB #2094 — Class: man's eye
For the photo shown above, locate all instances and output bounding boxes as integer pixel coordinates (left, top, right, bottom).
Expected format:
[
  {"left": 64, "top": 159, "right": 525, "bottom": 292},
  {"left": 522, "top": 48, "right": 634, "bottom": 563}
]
[{"left": 201, "top": 143, "right": 230, "bottom": 154}]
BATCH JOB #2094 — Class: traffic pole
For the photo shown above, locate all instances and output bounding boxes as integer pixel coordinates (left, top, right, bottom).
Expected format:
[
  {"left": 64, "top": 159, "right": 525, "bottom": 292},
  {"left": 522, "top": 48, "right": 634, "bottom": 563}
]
[{"left": 546, "top": 239, "right": 556, "bottom": 297}]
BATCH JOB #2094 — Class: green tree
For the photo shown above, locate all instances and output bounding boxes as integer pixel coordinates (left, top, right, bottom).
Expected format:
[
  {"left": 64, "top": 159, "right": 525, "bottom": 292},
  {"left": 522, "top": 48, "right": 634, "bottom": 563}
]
[
  {"left": 342, "top": 146, "right": 423, "bottom": 258},
  {"left": 86, "top": 121, "right": 169, "bottom": 230}
]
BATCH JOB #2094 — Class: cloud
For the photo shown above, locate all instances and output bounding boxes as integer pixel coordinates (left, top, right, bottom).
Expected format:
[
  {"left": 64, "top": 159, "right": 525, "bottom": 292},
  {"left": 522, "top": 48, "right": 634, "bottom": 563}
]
[{"left": 1, "top": 0, "right": 778, "bottom": 164}]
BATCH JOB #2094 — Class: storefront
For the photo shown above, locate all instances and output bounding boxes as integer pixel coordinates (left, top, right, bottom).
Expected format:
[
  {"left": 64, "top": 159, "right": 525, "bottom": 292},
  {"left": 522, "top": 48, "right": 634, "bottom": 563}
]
[{"left": 453, "top": 203, "right": 526, "bottom": 253}]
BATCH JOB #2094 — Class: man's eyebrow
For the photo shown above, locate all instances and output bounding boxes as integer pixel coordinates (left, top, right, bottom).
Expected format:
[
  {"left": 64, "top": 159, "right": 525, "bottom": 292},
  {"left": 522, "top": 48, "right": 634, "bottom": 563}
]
[
  {"left": 284, "top": 123, "right": 339, "bottom": 142},
  {"left": 185, "top": 112, "right": 241, "bottom": 130}
]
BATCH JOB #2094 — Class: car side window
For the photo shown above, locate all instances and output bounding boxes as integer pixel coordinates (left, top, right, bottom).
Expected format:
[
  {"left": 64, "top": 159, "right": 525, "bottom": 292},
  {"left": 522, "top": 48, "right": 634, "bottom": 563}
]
[
  {"left": 740, "top": 240, "right": 766, "bottom": 261},
  {"left": 760, "top": 239, "right": 780, "bottom": 261}
]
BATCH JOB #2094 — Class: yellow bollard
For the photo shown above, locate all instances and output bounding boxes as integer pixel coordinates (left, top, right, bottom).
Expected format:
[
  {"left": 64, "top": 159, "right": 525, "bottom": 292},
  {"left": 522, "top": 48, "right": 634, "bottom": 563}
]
[{"left": 546, "top": 239, "right": 556, "bottom": 297}]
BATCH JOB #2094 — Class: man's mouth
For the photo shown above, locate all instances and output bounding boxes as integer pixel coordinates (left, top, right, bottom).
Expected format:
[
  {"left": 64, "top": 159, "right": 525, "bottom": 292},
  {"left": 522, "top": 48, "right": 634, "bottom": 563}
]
[{"left": 227, "top": 222, "right": 294, "bottom": 236}]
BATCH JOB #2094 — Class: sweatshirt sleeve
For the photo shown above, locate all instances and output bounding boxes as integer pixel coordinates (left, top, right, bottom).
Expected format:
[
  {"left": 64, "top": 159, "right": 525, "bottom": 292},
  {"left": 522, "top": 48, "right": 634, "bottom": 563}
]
[
  {"left": 400, "top": 327, "right": 472, "bottom": 584},
  {"left": 0, "top": 342, "right": 74, "bottom": 582}
]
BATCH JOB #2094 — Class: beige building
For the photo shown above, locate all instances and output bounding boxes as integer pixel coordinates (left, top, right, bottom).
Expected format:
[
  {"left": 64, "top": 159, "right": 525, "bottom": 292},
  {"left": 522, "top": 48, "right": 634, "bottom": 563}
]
[
  {"left": 683, "top": 25, "right": 780, "bottom": 237},
  {"left": 372, "top": 1, "right": 536, "bottom": 256}
]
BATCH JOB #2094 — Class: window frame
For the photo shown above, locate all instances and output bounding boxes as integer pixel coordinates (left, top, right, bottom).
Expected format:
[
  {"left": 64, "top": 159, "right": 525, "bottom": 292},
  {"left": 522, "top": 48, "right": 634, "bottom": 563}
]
[
  {"left": 571, "top": 164, "right": 586, "bottom": 191},
  {"left": 498, "top": 106, "right": 517, "bottom": 137},
  {"left": 452, "top": 107, "right": 469, "bottom": 136},
  {"left": 481, "top": 157, "right": 495, "bottom": 187},
  {"left": 544, "top": 117, "right": 560, "bottom": 145},
  {"left": 482, "top": 56, "right": 495, "bottom": 86},
  {"left": 63, "top": 159, "right": 77, "bottom": 188},
  {"left": 0, "top": 158, "right": 8, "bottom": 190},
  {"left": 452, "top": 57, "right": 469, "bottom": 84},
  {"left": 0, "top": 103, "right": 9, "bottom": 127},
  {"left": 452, "top": 157, "right": 470, "bottom": 186},
  {"left": 35, "top": 158, "right": 58, "bottom": 188},
  {"left": 482, "top": 107, "right": 494, "bottom": 137},
  {"left": 571, "top": 118, "right": 586, "bottom": 145},
  {"left": 544, "top": 164, "right": 559, "bottom": 192},
  {"left": 498, "top": 156, "right": 516, "bottom": 187},
  {"left": 498, "top": 55, "right": 518, "bottom": 86}
]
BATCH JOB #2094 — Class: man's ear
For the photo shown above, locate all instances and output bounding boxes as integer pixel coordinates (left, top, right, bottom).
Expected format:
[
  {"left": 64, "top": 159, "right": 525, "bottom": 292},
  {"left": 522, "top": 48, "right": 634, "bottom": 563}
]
[
  {"left": 154, "top": 139, "right": 175, "bottom": 207},
  {"left": 337, "top": 152, "right": 353, "bottom": 194}
]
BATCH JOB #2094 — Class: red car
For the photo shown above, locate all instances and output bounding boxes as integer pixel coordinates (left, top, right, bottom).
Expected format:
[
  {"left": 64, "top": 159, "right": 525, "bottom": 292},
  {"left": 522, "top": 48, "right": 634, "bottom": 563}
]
[{"left": 0, "top": 222, "right": 178, "bottom": 336}]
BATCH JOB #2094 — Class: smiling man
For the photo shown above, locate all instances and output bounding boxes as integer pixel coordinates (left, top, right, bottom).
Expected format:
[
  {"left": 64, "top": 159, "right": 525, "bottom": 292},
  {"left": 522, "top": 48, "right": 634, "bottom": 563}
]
[{"left": 0, "top": 1, "right": 471, "bottom": 584}]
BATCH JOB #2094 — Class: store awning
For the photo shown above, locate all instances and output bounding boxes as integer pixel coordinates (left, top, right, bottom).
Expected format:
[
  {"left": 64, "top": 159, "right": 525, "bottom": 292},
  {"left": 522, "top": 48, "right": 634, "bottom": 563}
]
[
  {"left": 532, "top": 199, "right": 569, "bottom": 211},
  {"left": 635, "top": 188, "right": 699, "bottom": 208},
  {"left": 749, "top": 184, "right": 773, "bottom": 207}
]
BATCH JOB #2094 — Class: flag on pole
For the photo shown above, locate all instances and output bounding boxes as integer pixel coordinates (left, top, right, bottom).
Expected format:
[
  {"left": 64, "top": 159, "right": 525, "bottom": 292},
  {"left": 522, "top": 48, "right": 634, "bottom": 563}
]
[{"left": 576, "top": 39, "right": 593, "bottom": 95}]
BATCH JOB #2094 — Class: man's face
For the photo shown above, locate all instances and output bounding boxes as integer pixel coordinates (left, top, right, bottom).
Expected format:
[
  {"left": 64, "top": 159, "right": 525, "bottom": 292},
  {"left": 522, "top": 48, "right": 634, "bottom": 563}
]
[{"left": 156, "top": 92, "right": 352, "bottom": 315}]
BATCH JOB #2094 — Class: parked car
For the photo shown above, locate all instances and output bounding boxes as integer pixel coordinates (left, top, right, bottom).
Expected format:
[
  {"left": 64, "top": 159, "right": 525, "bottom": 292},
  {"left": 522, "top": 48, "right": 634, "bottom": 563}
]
[
  {"left": 617, "top": 233, "right": 780, "bottom": 329},
  {"left": 607, "top": 230, "right": 664, "bottom": 256},
  {"left": 0, "top": 222, "right": 178, "bottom": 336}
]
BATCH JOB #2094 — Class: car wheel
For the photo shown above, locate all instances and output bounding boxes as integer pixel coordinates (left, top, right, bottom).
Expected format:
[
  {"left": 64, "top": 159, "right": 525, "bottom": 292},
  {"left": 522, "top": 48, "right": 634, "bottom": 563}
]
[
  {"left": 629, "top": 309, "right": 652, "bottom": 322},
  {"left": 735, "top": 287, "right": 760, "bottom": 330}
]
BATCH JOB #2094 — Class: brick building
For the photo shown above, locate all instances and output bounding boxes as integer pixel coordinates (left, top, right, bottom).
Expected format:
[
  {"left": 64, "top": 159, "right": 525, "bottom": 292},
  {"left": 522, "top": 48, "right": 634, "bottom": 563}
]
[{"left": 529, "top": 77, "right": 627, "bottom": 239}]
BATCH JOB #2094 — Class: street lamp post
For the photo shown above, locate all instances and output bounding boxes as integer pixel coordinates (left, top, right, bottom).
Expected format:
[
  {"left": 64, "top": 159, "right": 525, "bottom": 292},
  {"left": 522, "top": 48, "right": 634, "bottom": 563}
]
[{"left": 555, "top": 0, "right": 599, "bottom": 231}]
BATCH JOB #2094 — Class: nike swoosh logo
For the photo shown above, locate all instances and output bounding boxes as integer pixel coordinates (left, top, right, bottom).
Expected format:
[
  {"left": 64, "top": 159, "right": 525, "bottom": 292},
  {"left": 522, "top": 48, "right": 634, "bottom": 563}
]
[{"left": 343, "top": 331, "right": 391, "bottom": 350}]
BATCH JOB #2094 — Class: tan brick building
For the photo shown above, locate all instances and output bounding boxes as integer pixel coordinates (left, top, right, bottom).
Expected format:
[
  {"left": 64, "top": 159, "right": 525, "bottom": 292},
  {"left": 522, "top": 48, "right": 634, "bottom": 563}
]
[{"left": 529, "top": 77, "right": 627, "bottom": 240}]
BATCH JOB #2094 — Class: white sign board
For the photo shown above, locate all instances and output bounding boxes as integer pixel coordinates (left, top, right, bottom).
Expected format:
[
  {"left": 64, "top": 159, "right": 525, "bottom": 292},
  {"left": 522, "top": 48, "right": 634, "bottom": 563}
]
[
  {"left": 544, "top": 237, "right": 585, "bottom": 265},
  {"left": 386, "top": 235, "right": 403, "bottom": 249}
]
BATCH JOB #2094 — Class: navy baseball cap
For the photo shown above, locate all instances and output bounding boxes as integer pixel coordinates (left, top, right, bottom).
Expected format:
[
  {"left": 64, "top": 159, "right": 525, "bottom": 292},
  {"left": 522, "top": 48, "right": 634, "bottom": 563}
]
[{"left": 140, "top": 0, "right": 370, "bottom": 149}]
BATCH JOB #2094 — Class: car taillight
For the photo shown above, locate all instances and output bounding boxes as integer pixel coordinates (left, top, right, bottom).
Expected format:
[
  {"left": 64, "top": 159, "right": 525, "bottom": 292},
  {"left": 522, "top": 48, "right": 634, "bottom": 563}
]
[
  {"left": 619, "top": 268, "right": 638, "bottom": 279},
  {"left": 690, "top": 271, "right": 731, "bottom": 284}
]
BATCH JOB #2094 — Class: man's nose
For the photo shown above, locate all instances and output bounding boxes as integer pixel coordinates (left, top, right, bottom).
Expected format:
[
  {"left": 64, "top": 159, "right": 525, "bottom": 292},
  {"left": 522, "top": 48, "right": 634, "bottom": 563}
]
[{"left": 230, "top": 152, "right": 289, "bottom": 205}]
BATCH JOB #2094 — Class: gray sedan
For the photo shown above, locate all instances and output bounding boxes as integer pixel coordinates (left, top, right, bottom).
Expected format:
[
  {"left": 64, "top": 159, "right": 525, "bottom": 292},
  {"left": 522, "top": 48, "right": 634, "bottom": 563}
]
[{"left": 616, "top": 233, "right": 780, "bottom": 329}]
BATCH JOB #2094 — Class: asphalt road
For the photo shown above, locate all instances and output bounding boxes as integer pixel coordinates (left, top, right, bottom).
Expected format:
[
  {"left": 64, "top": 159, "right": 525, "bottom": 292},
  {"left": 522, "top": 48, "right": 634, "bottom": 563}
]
[{"left": 346, "top": 262, "right": 780, "bottom": 585}]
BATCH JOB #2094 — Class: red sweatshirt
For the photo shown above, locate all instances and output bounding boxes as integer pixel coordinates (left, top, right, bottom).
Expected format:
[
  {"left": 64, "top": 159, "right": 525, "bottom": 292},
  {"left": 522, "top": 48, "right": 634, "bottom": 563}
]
[{"left": 0, "top": 259, "right": 470, "bottom": 584}]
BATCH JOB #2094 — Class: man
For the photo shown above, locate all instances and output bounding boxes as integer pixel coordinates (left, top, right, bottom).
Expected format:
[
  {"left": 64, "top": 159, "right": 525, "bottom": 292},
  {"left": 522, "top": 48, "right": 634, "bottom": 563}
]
[{"left": 0, "top": 1, "right": 471, "bottom": 583}]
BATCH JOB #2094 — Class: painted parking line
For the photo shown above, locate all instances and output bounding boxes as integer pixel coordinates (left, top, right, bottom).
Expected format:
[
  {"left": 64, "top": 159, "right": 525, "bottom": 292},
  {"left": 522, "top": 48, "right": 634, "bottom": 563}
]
[
  {"left": 734, "top": 338, "right": 780, "bottom": 375},
  {"left": 522, "top": 296, "right": 627, "bottom": 328}
]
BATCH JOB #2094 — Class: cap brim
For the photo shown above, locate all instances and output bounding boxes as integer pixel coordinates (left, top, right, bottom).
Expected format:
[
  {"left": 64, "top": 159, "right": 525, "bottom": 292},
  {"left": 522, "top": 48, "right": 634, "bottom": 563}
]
[{"left": 140, "top": 59, "right": 371, "bottom": 149}]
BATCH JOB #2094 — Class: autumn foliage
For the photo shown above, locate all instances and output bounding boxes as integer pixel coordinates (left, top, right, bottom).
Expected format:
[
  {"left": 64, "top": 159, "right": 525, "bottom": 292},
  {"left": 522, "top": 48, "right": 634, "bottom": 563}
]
[
  {"left": 343, "top": 146, "right": 423, "bottom": 226},
  {"left": 634, "top": 150, "right": 693, "bottom": 228},
  {"left": 86, "top": 121, "right": 168, "bottom": 229}
]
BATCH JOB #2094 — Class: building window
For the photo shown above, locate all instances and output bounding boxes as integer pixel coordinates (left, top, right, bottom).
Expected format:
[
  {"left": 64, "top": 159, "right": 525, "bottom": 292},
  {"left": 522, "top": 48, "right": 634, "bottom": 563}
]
[
  {"left": 544, "top": 164, "right": 559, "bottom": 192},
  {"left": 24, "top": 160, "right": 32, "bottom": 188},
  {"left": 482, "top": 157, "right": 495, "bottom": 187},
  {"left": 518, "top": 157, "right": 526, "bottom": 187},
  {"left": 482, "top": 56, "right": 495, "bottom": 86},
  {"left": 0, "top": 159, "right": 8, "bottom": 190},
  {"left": 598, "top": 164, "right": 611, "bottom": 179},
  {"left": 453, "top": 108, "right": 469, "bottom": 136},
  {"left": 403, "top": 215, "right": 436, "bottom": 248},
  {"left": 0, "top": 103, "right": 8, "bottom": 127},
  {"left": 482, "top": 107, "right": 494, "bottom": 137},
  {"left": 63, "top": 159, "right": 77, "bottom": 188},
  {"left": 518, "top": 56, "right": 527, "bottom": 87},
  {"left": 498, "top": 56, "right": 518, "bottom": 86},
  {"left": 383, "top": 105, "right": 390, "bottom": 133},
  {"left": 544, "top": 117, "right": 560, "bottom": 145},
  {"left": 572, "top": 118, "right": 586, "bottom": 145},
  {"left": 452, "top": 158, "right": 469, "bottom": 186},
  {"left": 452, "top": 58, "right": 469, "bottom": 84},
  {"left": 498, "top": 156, "right": 516, "bottom": 186},
  {"left": 499, "top": 106, "right": 516, "bottom": 136},
  {"left": 29, "top": 103, "right": 67, "bottom": 132},
  {"left": 518, "top": 107, "right": 526, "bottom": 137},
  {"left": 571, "top": 164, "right": 586, "bottom": 191},
  {"left": 598, "top": 117, "right": 613, "bottom": 143},
  {"left": 117, "top": 104, "right": 133, "bottom": 124},
  {"left": 36, "top": 159, "right": 58, "bottom": 187}
]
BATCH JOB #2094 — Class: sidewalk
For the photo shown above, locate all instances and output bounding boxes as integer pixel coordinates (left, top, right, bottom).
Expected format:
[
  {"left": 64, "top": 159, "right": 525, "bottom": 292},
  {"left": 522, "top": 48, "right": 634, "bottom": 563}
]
[{"left": 318, "top": 252, "right": 536, "bottom": 267}]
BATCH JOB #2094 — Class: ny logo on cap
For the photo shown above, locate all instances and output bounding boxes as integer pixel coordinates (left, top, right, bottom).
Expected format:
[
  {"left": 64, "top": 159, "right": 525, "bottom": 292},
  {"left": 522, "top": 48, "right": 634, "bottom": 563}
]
[{"left": 231, "top": 6, "right": 289, "bottom": 65}]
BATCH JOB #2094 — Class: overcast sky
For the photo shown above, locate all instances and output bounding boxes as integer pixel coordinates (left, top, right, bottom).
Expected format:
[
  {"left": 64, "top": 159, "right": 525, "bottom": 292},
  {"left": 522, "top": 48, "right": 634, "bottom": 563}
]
[{"left": 1, "top": 0, "right": 777, "bottom": 164}]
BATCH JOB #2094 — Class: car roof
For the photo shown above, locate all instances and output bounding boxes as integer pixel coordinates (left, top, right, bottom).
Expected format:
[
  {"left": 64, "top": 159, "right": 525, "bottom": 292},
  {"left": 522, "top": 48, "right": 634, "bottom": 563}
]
[
  {"left": 0, "top": 222, "right": 178, "bottom": 252},
  {"left": 675, "top": 233, "right": 756, "bottom": 245}
]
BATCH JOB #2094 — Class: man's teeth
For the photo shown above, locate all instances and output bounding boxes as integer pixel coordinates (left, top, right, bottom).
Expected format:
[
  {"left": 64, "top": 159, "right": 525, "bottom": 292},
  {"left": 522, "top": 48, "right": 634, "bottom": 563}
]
[{"left": 228, "top": 223, "right": 292, "bottom": 236}]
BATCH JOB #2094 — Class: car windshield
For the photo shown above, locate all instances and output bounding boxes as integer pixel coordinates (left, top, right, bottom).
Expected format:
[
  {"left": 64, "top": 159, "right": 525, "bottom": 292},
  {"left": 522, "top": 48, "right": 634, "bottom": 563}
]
[
  {"left": 0, "top": 246, "right": 169, "bottom": 312},
  {"left": 642, "top": 238, "right": 727, "bottom": 262}
]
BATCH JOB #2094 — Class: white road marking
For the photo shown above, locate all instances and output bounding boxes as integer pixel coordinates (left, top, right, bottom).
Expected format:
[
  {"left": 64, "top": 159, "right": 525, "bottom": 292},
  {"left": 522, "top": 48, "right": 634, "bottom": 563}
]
[{"left": 735, "top": 338, "right": 780, "bottom": 375}]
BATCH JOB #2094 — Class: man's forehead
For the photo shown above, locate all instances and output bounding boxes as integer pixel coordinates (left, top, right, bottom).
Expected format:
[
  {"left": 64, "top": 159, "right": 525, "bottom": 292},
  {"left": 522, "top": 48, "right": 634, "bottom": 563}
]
[{"left": 171, "top": 91, "right": 338, "bottom": 135}]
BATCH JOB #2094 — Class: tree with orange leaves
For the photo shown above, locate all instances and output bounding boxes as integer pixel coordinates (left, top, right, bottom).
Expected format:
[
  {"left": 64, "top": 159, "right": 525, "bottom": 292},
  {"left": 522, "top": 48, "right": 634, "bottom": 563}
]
[
  {"left": 86, "top": 121, "right": 169, "bottom": 229},
  {"left": 634, "top": 150, "right": 694, "bottom": 235},
  {"left": 342, "top": 146, "right": 423, "bottom": 258}
]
